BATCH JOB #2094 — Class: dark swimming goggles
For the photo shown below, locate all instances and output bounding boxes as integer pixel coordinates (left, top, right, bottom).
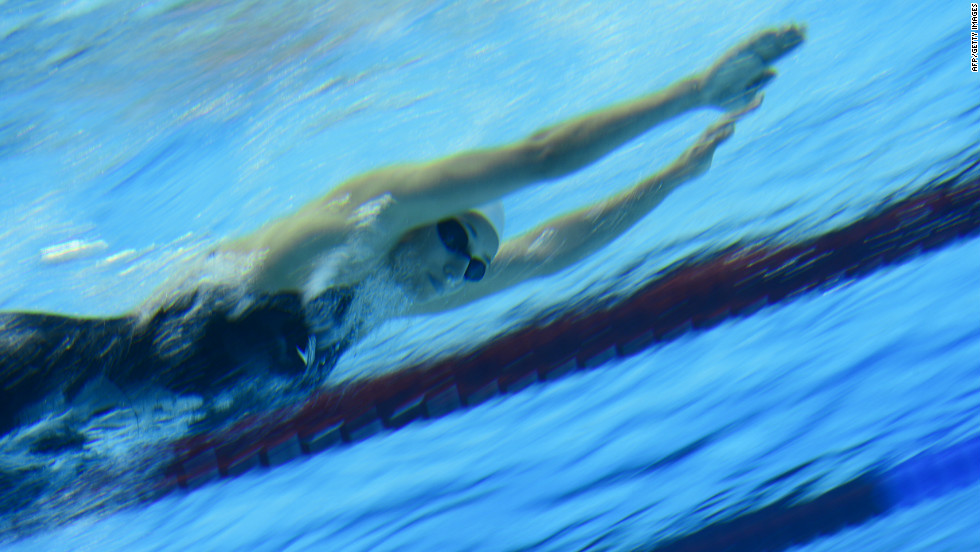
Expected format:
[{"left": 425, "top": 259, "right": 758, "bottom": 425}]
[{"left": 437, "top": 218, "right": 488, "bottom": 281}]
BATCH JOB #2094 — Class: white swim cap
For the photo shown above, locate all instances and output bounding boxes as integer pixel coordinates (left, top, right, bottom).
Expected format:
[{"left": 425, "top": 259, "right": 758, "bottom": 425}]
[{"left": 470, "top": 201, "right": 505, "bottom": 239}]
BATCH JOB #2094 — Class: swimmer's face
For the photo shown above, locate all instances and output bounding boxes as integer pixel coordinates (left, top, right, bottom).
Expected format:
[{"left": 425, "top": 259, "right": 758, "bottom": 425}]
[{"left": 390, "top": 212, "right": 500, "bottom": 301}]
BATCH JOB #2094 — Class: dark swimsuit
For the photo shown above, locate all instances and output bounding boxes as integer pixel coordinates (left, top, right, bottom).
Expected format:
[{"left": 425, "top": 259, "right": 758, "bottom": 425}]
[{"left": 0, "top": 285, "right": 356, "bottom": 436}]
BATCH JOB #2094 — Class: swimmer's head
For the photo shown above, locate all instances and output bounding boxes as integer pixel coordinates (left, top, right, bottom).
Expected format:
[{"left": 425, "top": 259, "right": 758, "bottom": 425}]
[{"left": 389, "top": 204, "right": 503, "bottom": 301}]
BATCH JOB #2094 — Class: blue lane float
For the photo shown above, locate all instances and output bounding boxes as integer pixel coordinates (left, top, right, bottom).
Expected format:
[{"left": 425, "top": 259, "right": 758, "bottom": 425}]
[
  {"left": 158, "top": 154, "right": 978, "bottom": 549},
  {"left": 644, "top": 436, "right": 980, "bottom": 552}
]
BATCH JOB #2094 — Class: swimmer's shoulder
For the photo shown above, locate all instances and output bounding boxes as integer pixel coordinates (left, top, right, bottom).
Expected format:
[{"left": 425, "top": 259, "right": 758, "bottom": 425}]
[
  {"left": 218, "top": 200, "right": 344, "bottom": 251},
  {"left": 215, "top": 166, "right": 427, "bottom": 292},
  {"left": 209, "top": 207, "right": 344, "bottom": 291}
]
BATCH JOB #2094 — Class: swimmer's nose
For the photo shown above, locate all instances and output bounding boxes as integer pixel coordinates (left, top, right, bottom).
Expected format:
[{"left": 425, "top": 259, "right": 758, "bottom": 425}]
[{"left": 443, "top": 256, "right": 469, "bottom": 282}]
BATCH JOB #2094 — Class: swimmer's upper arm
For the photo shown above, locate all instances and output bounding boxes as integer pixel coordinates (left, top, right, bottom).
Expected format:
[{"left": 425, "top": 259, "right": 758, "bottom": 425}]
[
  {"left": 327, "top": 142, "right": 547, "bottom": 235},
  {"left": 220, "top": 211, "right": 352, "bottom": 292}
]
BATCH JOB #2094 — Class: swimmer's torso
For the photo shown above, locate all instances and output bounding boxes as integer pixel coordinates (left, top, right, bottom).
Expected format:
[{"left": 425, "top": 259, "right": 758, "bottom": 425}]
[{"left": 0, "top": 285, "right": 358, "bottom": 435}]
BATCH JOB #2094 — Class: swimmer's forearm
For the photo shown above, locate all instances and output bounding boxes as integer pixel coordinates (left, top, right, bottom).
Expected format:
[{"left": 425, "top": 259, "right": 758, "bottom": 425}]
[
  {"left": 507, "top": 117, "right": 731, "bottom": 277},
  {"left": 523, "top": 77, "right": 706, "bottom": 180},
  {"left": 527, "top": 166, "right": 691, "bottom": 271}
]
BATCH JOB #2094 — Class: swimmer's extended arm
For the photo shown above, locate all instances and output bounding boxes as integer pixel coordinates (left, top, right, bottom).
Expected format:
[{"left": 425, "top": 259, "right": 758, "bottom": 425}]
[
  {"left": 329, "top": 24, "right": 806, "bottom": 236},
  {"left": 234, "top": 58, "right": 711, "bottom": 290},
  {"left": 233, "top": 25, "right": 803, "bottom": 294},
  {"left": 409, "top": 102, "right": 757, "bottom": 315}
]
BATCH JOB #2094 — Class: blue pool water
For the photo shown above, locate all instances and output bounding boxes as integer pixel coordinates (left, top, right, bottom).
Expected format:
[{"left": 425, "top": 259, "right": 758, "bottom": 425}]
[{"left": 1, "top": 0, "right": 978, "bottom": 550}]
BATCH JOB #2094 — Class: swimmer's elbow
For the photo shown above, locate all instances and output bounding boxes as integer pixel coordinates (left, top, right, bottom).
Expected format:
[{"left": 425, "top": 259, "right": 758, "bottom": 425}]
[
  {"left": 515, "top": 137, "right": 573, "bottom": 181},
  {"left": 509, "top": 236, "right": 584, "bottom": 282}
]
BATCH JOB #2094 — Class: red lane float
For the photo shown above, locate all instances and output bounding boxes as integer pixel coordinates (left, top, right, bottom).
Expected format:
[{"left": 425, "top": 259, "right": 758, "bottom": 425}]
[{"left": 166, "top": 160, "right": 980, "bottom": 489}]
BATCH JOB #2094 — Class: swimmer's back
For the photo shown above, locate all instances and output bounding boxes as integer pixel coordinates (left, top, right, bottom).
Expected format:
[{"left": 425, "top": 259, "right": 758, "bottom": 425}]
[{"left": 0, "top": 285, "right": 356, "bottom": 437}]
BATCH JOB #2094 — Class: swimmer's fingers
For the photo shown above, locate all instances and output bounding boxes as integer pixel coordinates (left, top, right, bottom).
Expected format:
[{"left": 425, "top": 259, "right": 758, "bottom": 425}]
[
  {"left": 702, "top": 94, "right": 761, "bottom": 143},
  {"left": 681, "top": 92, "right": 764, "bottom": 176},
  {"left": 677, "top": 120, "right": 734, "bottom": 179},
  {"left": 723, "top": 92, "right": 764, "bottom": 122},
  {"left": 744, "top": 24, "right": 807, "bottom": 65},
  {"left": 699, "top": 120, "right": 735, "bottom": 149},
  {"left": 741, "top": 69, "right": 776, "bottom": 103}
]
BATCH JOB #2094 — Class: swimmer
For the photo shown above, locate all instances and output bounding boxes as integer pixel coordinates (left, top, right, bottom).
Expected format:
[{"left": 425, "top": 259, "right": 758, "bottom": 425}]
[{"left": 0, "top": 25, "right": 805, "bottom": 439}]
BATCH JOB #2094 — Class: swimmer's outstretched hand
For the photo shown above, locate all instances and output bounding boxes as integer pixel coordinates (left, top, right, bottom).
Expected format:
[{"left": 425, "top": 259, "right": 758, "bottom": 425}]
[
  {"left": 699, "top": 24, "right": 806, "bottom": 111},
  {"left": 677, "top": 96, "right": 762, "bottom": 178}
]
